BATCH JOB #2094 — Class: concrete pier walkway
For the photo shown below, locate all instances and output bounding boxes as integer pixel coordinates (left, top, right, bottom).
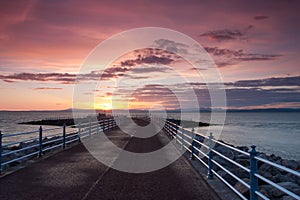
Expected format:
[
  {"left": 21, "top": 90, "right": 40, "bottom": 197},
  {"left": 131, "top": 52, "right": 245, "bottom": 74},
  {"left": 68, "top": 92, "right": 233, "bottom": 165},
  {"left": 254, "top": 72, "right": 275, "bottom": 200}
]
[{"left": 0, "top": 119, "right": 220, "bottom": 200}]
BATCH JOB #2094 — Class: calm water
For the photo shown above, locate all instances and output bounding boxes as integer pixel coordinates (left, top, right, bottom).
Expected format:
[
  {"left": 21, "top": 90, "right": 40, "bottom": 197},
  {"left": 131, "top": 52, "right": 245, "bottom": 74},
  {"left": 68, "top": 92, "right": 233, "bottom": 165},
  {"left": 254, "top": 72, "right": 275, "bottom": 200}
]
[
  {"left": 197, "top": 112, "right": 300, "bottom": 160},
  {"left": 0, "top": 111, "right": 299, "bottom": 160}
]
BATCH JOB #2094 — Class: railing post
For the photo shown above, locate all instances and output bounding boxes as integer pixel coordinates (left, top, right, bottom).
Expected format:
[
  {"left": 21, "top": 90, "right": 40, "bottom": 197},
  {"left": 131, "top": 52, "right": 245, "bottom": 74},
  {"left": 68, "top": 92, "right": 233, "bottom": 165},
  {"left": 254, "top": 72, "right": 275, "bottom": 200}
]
[
  {"left": 102, "top": 120, "right": 106, "bottom": 132},
  {"left": 0, "top": 131, "right": 3, "bottom": 174},
  {"left": 62, "top": 123, "right": 66, "bottom": 149},
  {"left": 116, "top": 116, "right": 120, "bottom": 126},
  {"left": 107, "top": 119, "right": 111, "bottom": 132},
  {"left": 100, "top": 120, "right": 103, "bottom": 133},
  {"left": 38, "top": 126, "right": 43, "bottom": 158},
  {"left": 89, "top": 118, "right": 91, "bottom": 136},
  {"left": 110, "top": 119, "right": 113, "bottom": 131},
  {"left": 168, "top": 122, "right": 172, "bottom": 138},
  {"left": 113, "top": 118, "right": 116, "bottom": 129},
  {"left": 175, "top": 121, "right": 179, "bottom": 144},
  {"left": 168, "top": 123, "right": 171, "bottom": 137},
  {"left": 108, "top": 119, "right": 111, "bottom": 132},
  {"left": 181, "top": 123, "right": 184, "bottom": 150},
  {"left": 190, "top": 128, "right": 195, "bottom": 160},
  {"left": 78, "top": 123, "right": 81, "bottom": 143},
  {"left": 207, "top": 132, "right": 214, "bottom": 179},
  {"left": 250, "top": 145, "right": 259, "bottom": 200},
  {"left": 109, "top": 119, "right": 111, "bottom": 130},
  {"left": 97, "top": 122, "right": 99, "bottom": 134}
]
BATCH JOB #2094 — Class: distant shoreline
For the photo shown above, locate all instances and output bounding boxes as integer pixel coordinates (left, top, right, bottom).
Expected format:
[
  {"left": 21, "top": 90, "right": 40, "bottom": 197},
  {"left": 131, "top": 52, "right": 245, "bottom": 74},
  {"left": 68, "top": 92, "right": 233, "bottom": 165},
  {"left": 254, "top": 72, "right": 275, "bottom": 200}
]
[
  {"left": 1, "top": 108, "right": 300, "bottom": 112},
  {"left": 18, "top": 117, "right": 210, "bottom": 128}
]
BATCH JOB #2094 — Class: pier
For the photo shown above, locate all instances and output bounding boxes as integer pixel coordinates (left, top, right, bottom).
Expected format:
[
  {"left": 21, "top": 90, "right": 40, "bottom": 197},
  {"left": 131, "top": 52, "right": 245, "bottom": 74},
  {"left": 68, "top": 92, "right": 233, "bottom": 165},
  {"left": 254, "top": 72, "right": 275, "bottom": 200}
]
[
  {"left": 0, "top": 117, "right": 299, "bottom": 200},
  {"left": 0, "top": 118, "right": 219, "bottom": 200}
]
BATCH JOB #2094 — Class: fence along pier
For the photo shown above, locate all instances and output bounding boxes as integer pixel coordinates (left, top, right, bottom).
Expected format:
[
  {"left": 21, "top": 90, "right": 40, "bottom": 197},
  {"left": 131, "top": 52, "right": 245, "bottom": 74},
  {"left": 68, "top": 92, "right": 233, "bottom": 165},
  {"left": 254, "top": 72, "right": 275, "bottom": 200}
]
[{"left": 0, "top": 116, "right": 299, "bottom": 200}]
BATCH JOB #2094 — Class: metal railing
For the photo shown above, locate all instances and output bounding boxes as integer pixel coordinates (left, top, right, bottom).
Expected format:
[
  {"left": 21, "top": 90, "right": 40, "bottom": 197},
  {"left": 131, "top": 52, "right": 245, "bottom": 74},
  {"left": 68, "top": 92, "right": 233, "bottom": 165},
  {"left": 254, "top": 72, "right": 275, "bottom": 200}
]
[
  {"left": 153, "top": 117, "right": 300, "bottom": 200},
  {"left": 1, "top": 116, "right": 299, "bottom": 200},
  {"left": 0, "top": 117, "right": 124, "bottom": 174}
]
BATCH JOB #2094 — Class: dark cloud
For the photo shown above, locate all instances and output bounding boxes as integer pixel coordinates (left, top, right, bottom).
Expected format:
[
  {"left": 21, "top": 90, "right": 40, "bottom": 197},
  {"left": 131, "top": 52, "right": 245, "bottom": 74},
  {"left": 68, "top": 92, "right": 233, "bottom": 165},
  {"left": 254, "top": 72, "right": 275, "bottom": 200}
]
[
  {"left": 204, "top": 47, "right": 281, "bottom": 67},
  {"left": 3, "top": 79, "right": 15, "bottom": 83},
  {"left": 200, "top": 26, "right": 253, "bottom": 41},
  {"left": 117, "top": 47, "right": 180, "bottom": 75},
  {"left": 33, "top": 87, "right": 63, "bottom": 90},
  {"left": 0, "top": 67, "right": 133, "bottom": 84},
  {"left": 130, "top": 66, "right": 170, "bottom": 73},
  {"left": 153, "top": 39, "right": 189, "bottom": 54},
  {"left": 0, "top": 73, "right": 77, "bottom": 84},
  {"left": 183, "top": 76, "right": 300, "bottom": 89},
  {"left": 200, "top": 29, "right": 243, "bottom": 41},
  {"left": 133, "top": 48, "right": 179, "bottom": 58},
  {"left": 254, "top": 16, "right": 269, "bottom": 20},
  {"left": 0, "top": 66, "right": 154, "bottom": 84},
  {"left": 188, "top": 82, "right": 207, "bottom": 86},
  {"left": 99, "top": 67, "right": 129, "bottom": 80},
  {"left": 129, "top": 84, "right": 181, "bottom": 109},
  {"left": 214, "top": 62, "right": 233, "bottom": 68},
  {"left": 192, "top": 85, "right": 300, "bottom": 108},
  {"left": 200, "top": 25, "right": 253, "bottom": 41},
  {"left": 189, "top": 67, "right": 208, "bottom": 71},
  {"left": 123, "top": 74, "right": 150, "bottom": 80},
  {"left": 205, "top": 47, "right": 242, "bottom": 57},
  {"left": 109, "top": 75, "right": 300, "bottom": 109},
  {"left": 225, "top": 88, "right": 300, "bottom": 107},
  {"left": 121, "top": 55, "right": 173, "bottom": 67},
  {"left": 230, "top": 76, "right": 300, "bottom": 87},
  {"left": 177, "top": 76, "right": 300, "bottom": 108}
]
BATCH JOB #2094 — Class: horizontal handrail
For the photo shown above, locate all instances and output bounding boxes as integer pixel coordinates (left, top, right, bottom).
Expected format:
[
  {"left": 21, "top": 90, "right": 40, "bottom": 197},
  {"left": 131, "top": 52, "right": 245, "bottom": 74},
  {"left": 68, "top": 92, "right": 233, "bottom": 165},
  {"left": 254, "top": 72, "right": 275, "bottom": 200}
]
[
  {"left": 2, "top": 151, "right": 39, "bottom": 166},
  {"left": 193, "top": 146, "right": 209, "bottom": 159},
  {"left": 3, "top": 130, "right": 39, "bottom": 138},
  {"left": 212, "top": 159, "right": 250, "bottom": 189},
  {"left": 193, "top": 151, "right": 209, "bottom": 166},
  {"left": 254, "top": 190, "right": 269, "bottom": 200},
  {"left": 42, "top": 137, "right": 62, "bottom": 145},
  {"left": 255, "top": 173, "right": 300, "bottom": 199},
  {"left": 2, "top": 138, "right": 39, "bottom": 147},
  {"left": 42, "top": 143, "right": 63, "bottom": 152},
  {"left": 42, "top": 127, "right": 62, "bottom": 132},
  {"left": 255, "top": 156, "right": 300, "bottom": 177},
  {"left": 212, "top": 149, "right": 250, "bottom": 173},
  {"left": 192, "top": 138, "right": 210, "bottom": 149},
  {"left": 43, "top": 132, "right": 63, "bottom": 138},
  {"left": 157, "top": 117, "right": 300, "bottom": 200},
  {"left": 212, "top": 169, "right": 248, "bottom": 200},
  {"left": 212, "top": 138, "right": 250, "bottom": 156},
  {"left": 0, "top": 117, "right": 121, "bottom": 173},
  {"left": 193, "top": 131, "right": 210, "bottom": 140},
  {"left": 65, "top": 132, "right": 78, "bottom": 138}
]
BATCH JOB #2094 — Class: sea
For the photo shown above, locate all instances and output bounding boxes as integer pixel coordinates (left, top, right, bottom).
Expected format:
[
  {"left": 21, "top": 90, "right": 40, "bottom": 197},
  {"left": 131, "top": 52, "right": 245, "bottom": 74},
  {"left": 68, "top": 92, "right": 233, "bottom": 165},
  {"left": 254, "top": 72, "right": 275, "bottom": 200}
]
[{"left": 0, "top": 111, "right": 299, "bottom": 160}]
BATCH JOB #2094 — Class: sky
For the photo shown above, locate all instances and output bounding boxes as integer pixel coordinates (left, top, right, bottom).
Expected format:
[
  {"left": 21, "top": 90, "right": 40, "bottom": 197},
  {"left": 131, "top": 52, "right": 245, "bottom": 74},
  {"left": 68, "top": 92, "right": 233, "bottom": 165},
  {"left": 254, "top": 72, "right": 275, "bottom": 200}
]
[{"left": 0, "top": 0, "right": 299, "bottom": 111}]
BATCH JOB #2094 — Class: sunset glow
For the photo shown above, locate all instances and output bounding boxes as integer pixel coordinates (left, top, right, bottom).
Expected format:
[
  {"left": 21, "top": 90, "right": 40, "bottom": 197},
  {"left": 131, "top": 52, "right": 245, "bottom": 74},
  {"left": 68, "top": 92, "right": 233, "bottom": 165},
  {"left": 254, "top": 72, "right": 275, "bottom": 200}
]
[
  {"left": 0, "top": 1, "right": 299, "bottom": 111},
  {"left": 95, "top": 103, "right": 113, "bottom": 111}
]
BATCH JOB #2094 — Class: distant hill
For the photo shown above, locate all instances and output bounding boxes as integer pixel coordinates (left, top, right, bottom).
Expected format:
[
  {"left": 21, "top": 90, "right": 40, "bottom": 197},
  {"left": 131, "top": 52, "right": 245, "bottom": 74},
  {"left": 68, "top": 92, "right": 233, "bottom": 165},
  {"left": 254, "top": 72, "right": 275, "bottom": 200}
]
[
  {"left": 226, "top": 108, "right": 300, "bottom": 112},
  {"left": 164, "top": 108, "right": 300, "bottom": 113}
]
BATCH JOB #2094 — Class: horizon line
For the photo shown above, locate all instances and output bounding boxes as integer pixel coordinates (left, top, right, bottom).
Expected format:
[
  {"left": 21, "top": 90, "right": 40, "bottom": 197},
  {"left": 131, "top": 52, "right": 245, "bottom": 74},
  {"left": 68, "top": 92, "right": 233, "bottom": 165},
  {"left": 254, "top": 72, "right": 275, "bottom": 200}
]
[{"left": 1, "top": 107, "right": 300, "bottom": 112}]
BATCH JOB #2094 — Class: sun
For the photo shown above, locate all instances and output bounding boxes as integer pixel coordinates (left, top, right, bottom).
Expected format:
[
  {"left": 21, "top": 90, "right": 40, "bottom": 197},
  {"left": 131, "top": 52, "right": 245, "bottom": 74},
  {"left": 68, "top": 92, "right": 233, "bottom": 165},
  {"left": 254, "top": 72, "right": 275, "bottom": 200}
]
[
  {"left": 95, "top": 103, "right": 113, "bottom": 110},
  {"left": 101, "top": 103, "right": 113, "bottom": 110}
]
